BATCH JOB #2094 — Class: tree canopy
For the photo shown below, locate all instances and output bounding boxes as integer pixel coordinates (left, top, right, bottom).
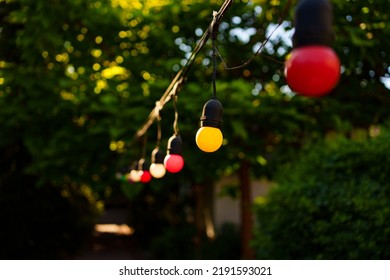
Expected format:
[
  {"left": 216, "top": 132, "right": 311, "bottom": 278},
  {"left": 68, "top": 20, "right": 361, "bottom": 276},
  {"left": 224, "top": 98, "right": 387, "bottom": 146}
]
[{"left": 1, "top": 0, "right": 389, "bottom": 258}]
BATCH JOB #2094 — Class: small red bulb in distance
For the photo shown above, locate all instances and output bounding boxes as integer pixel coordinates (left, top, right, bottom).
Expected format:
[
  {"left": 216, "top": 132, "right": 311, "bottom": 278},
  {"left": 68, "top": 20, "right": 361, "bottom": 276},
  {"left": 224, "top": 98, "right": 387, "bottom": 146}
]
[{"left": 140, "top": 170, "right": 152, "bottom": 183}]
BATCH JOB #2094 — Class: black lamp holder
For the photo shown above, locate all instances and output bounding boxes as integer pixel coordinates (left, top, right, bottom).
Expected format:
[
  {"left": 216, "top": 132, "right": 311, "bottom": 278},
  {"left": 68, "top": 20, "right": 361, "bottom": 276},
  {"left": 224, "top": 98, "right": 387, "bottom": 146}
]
[
  {"left": 166, "top": 134, "right": 183, "bottom": 155},
  {"left": 293, "top": 0, "right": 334, "bottom": 48},
  {"left": 200, "top": 98, "right": 223, "bottom": 129},
  {"left": 151, "top": 147, "right": 165, "bottom": 164}
]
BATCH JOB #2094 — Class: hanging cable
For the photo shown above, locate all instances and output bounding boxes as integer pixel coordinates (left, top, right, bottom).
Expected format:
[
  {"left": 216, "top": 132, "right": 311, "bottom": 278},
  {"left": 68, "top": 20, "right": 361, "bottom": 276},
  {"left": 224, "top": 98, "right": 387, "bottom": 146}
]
[
  {"left": 172, "top": 94, "right": 179, "bottom": 136},
  {"left": 155, "top": 108, "right": 162, "bottom": 147},
  {"left": 217, "top": 0, "right": 294, "bottom": 71},
  {"left": 152, "top": 101, "right": 163, "bottom": 147},
  {"left": 211, "top": 12, "right": 219, "bottom": 98},
  {"left": 149, "top": 105, "right": 167, "bottom": 179},
  {"left": 164, "top": 92, "right": 184, "bottom": 174},
  {"left": 194, "top": 12, "right": 224, "bottom": 153}
]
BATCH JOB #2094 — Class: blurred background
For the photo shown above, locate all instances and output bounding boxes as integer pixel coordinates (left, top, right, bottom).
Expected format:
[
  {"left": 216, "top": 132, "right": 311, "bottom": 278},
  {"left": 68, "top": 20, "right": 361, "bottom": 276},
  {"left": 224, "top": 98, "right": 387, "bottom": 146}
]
[{"left": 1, "top": 0, "right": 390, "bottom": 260}]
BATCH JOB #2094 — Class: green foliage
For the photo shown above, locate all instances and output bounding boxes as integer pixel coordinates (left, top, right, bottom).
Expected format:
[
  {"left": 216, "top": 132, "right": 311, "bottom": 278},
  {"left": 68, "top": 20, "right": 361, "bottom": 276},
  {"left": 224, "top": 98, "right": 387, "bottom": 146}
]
[
  {"left": 0, "top": 0, "right": 123, "bottom": 258},
  {"left": 253, "top": 131, "right": 390, "bottom": 259},
  {"left": 1, "top": 0, "right": 390, "bottom": 258}
]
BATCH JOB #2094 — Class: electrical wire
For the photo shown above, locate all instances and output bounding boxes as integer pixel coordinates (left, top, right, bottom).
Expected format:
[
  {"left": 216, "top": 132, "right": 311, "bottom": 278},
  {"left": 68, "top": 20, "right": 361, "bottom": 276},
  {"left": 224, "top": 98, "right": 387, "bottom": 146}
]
[
  {"left": 155, "top": 108, "right": 162, "bottom": 147},
  {"left": 212, "top": 11, "right": 219, "bottom": 98},
  {"left": 172, "top": 94, "right": 179, "bottom": 135},
  {"left": 217, "top": 0, "right": 294, "bottom": 70}
]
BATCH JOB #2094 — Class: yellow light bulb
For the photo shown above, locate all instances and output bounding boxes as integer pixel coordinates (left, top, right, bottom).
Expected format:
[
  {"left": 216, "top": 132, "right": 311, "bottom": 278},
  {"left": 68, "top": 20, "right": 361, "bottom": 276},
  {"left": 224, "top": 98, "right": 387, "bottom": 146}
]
[{"left": 195, "top": 126, "right": 223, "bottom": 153}]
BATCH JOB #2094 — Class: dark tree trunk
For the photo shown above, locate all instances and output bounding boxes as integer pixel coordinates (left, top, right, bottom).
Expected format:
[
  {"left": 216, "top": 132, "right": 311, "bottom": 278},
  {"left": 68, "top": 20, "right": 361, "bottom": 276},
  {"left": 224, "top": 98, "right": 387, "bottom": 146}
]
[
  {"left": 193, "top": 181, "right": 215, "bottom": 259},
  {"left": 238, "top": 159, "right": 255, "bottom": 259},
  {"left": 193, "top": 183, "right": 204, "bottom": 259}
]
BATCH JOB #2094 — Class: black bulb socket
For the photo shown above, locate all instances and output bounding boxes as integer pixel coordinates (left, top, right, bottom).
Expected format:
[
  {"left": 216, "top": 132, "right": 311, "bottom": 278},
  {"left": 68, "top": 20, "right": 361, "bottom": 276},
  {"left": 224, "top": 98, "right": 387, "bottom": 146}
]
[
  {"left": 167, "top": 134, "right": 183, "bottom": 155},
  {"left": 199, "top": 98, "right": 223, "bottom": 129},
  {"left": 138, "top": 158, "right": 149, "bottom": 171},
  {"left": 293, "top": 0, "right": 334, "bottom": 48},
  {"left": 151, "top": 147, "right": 165, "bottom": 164}
]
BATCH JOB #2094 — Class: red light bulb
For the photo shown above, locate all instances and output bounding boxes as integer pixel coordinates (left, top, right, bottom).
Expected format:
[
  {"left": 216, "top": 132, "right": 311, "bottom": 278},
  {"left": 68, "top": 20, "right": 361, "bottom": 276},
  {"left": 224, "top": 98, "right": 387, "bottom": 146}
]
[
  {"left": 140, "top": 170, "right": 152, "bottom": 183},
  {"left": 285, "top": 0, "right": 340, "bottom": 97},
  {"left": 164, "top": 134, "right": 184, "bottom": 173},
  {"left": 164, "top": 154, "right": 184, "bottom": 173},
  {"left": 285, "top": 46, "right": 340, "bottom": 97}
]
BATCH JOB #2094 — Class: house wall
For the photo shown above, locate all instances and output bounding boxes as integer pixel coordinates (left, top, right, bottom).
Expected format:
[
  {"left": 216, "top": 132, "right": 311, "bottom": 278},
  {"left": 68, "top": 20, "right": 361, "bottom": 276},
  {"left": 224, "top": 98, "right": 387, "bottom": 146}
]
[{"left": 214, "top": 176, "right": 271, "bottom": 229}]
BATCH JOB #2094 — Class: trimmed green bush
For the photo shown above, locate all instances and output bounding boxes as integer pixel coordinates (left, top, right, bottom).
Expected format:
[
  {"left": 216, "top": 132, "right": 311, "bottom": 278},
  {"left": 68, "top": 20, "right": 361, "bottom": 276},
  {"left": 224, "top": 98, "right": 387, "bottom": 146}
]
[{"left": 253, "top": 131, "right": 390, "bottom": 259}]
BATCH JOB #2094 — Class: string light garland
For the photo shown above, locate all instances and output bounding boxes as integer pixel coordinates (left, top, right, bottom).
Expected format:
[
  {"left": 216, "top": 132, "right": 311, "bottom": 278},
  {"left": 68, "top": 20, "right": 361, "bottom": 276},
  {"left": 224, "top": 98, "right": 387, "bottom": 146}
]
[
  {"left": 121, "top": 0, "right": 340, "bottom": 180},
  {"left": 132, "top": 0, "right": 235, "bottom": 174}
]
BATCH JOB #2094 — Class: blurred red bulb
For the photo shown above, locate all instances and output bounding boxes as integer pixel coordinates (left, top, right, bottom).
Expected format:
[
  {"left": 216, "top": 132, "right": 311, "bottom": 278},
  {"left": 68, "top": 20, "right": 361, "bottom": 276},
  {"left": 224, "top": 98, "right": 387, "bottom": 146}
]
[
  {"left": 140, "top": 170, "right": 152, "bottom": 183},
  {"left": 164, "top": 154, "right": 184, "bottom": 173},
  {"left": 285, "top": 45, "right": 340, "bottom": 97}
]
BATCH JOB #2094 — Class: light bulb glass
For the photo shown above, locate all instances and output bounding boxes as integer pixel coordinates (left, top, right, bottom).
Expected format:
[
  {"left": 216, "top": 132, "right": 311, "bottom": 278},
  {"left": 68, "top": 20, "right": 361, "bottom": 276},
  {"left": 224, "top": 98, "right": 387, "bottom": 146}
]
[
  {"left": 285, "top": 46, "right": 340, "bottom": 97},
  {"left": 196, "top": 126, "right": 223, "bottom": 153},
  {"left": 140, "top": 170, "right": 152, "bottom": 183},
  {"left": 164, "top": 154, "right": 184, "bottom": 173},
  {"left": 129, "top": 170, "right": 141, "bottom": 182},
  {"left": 150, "top": 163, "right": 166, "bottom": 178}
]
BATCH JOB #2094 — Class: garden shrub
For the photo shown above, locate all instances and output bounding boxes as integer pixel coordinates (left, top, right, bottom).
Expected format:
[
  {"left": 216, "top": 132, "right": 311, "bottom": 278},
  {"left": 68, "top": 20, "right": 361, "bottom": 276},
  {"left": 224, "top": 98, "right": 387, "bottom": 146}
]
[{"left": 253, "top": 131, "right": 390, "bottom": 259}]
